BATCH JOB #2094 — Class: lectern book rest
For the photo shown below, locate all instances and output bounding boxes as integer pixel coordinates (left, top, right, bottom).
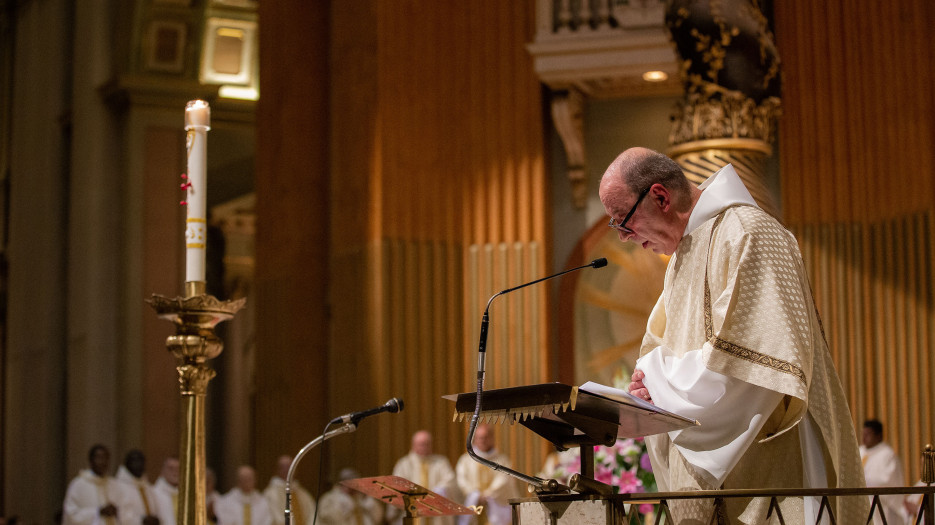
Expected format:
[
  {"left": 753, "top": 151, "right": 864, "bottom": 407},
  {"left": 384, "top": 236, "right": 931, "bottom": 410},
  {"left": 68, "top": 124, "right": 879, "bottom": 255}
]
[{"left": 444, "top": 382, "right": 698, "bottom": 450}]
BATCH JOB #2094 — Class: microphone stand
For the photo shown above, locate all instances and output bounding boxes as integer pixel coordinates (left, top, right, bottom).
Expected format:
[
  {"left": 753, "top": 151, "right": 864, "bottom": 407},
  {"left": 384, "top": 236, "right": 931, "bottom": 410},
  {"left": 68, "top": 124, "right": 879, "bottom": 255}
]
[
  {"left": 284, "top": 422, "right": 358, "bottom": 525},
  {"left": 466, "top": 258, "right": 606, "bottom": 493}
]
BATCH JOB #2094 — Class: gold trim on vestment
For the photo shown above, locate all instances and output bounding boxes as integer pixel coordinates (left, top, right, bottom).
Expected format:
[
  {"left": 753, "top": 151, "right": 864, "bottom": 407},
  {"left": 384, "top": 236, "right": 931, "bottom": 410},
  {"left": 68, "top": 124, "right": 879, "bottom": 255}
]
[
  {"left": 703, "top": 209, "right": 806, "bottom": 382},
  {"left": 710, "top": 337, "right": 806, "bottom": 381}
]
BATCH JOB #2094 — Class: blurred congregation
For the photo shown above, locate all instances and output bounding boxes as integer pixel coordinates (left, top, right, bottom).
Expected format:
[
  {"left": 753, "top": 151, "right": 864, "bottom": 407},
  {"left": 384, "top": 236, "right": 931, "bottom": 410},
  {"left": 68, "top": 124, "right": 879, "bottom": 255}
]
[
  {"left": 58, "top": 425, "right": 520, "bottom": 525},
  {"left": 29, "top": 417, "right": 927, "bottom": 525}
]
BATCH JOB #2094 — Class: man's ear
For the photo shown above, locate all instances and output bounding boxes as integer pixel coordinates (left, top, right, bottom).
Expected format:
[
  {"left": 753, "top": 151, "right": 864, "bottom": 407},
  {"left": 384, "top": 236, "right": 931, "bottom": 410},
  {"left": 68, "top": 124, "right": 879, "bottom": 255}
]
[{"left": 650, "top": 184, "right": 672, "bottom": 212}]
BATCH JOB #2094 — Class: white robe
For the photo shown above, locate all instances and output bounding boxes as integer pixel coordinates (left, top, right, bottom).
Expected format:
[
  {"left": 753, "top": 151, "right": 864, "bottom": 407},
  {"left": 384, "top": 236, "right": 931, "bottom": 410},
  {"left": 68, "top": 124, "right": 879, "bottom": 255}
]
[
  {"left": 150, "top": 477, "right": 177, "bottom": 525},
  {"left": 214, "top": 488, "right": 272, "bottom": 525},
  {"left": 63, "top": 470, "right": 124, "bottom": 525},
  {"left": 454, "top": 450, "right": 519, "bottom": 525},
  {"left": 262, "top": 476, "right": 316, "bottom": 525},
  {"left": 389, "top": 452, "right": 460, "bottom": 525},
  {"left": 861, "top": 442, "right": 908, "bottom": 525},
  {"left": 112, "top": 466, "right": 158, "bottom": 525},
  {"left": 316, "top": 487, "right": 382, "bottom": 525}
]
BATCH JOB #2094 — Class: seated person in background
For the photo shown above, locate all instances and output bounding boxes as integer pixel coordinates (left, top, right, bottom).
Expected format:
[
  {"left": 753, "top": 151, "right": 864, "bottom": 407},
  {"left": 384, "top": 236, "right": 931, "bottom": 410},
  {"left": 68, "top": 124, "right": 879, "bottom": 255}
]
[
  {"left": 113, "top": 449, "right": 160, "bottom": 525},
  {"left": 455, "top": 424, "right": 520, "bottom": 525},
  {"left": 63, "top": 444, "right": 122, "bottom": 525},
  {"left": 263, "top": 455, "right": 316, "bottom": 525},
  {"left": 389, "top": 430, "right": 460, "bottom": 524},
  {"left": 151, "top": 458, "right": 179, "bottom": 525},
  {"left": 215, "top": 466, "right": 272, "bottom": 525},
  {"left": 860, "top": 419, "right": 908, "bottom": 525},
  {"left": 317, "top": 468, "right": 383, "bottom": 525}
]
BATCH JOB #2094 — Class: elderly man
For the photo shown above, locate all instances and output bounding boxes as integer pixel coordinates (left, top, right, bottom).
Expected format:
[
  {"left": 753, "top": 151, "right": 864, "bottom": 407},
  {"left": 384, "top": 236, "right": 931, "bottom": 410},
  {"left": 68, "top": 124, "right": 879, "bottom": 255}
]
[
  {"left": 263, "top": 455, "right": 316, "bottom": 525},
  {"left": 600, "top": 147, "right": 866, "bottom": 523},
  {"left": 215, "top": 466, "right": 272, "bottom": 525},
  {"left": 390, "top": 430, "right": 459, "bottom": 524},
  {"left": 454, "top": 425, "right": 518, "bottom": 525},
  {"left": 151, "top": 458, "right": 179, "bottom": 525}
]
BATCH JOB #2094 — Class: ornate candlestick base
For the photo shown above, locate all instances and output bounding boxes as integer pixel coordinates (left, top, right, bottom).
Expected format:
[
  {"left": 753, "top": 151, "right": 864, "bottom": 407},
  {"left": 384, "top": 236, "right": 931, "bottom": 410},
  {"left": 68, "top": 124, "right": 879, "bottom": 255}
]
[{"left": 148, "top": 281, "right": 246, "bottom": 525}]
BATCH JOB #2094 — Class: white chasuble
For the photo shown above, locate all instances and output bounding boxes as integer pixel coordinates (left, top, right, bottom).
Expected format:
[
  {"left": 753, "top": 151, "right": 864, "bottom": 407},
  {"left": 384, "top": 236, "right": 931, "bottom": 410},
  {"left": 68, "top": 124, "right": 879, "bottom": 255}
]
[{"left": 636, "top": 165, "right": 866, "bottom": 524}]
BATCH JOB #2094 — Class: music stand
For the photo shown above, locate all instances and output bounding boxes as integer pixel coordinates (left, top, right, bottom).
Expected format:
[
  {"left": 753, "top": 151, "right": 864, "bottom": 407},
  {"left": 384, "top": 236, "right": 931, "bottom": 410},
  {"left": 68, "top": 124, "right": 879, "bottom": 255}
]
[{"left": 341, "top": 475, "right": 478, "bottom": 524}]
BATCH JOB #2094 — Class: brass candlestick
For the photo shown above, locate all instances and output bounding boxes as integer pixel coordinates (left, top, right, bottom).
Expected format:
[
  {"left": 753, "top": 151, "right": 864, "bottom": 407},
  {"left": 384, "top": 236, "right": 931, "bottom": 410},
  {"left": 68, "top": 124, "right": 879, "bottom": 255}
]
[{"left": 148, "top": 281, "right": 245, "bottom": 525}]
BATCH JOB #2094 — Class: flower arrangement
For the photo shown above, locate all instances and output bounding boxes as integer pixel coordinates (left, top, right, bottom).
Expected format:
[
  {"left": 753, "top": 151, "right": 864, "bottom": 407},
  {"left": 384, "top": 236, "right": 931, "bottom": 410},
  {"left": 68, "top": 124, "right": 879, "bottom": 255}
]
[{"left": 541, "top": 438, "right": 657, "bottom": 519}]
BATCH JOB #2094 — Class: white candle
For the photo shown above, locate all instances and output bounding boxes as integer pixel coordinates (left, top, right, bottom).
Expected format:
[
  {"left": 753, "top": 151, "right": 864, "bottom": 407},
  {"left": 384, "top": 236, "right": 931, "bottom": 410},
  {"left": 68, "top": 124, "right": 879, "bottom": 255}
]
[{"left": 184, "top": 100, "right": 211, "bottom": 284}]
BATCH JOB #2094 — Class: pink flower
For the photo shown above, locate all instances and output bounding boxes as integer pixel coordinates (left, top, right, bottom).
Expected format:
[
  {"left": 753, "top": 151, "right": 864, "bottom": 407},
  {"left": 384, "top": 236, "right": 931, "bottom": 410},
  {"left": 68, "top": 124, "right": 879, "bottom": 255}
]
[
  {"left": 594, "top": 464, "right": 615, "bottom": 486},
  {"left": 639, "top": 503, "right": 654, "bottom": 515},
  {"left": 615, "top": 469, "right": 643, "bottom": 493}
]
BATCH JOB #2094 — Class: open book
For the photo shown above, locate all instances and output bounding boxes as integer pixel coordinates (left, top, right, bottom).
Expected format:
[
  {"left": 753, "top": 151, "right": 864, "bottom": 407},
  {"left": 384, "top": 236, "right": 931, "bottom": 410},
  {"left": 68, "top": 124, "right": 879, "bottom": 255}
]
[{"left": 578, "top": 381, "right": 699, "bottom": 437}]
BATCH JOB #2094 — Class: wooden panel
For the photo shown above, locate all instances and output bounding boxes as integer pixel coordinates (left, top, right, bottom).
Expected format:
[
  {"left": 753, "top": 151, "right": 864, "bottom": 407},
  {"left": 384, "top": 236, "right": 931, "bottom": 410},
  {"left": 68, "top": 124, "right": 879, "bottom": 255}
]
[
  {"left": 795, "top": 213, "right": 935, "bottom": 485},
  {"left": 775, "top": 0, "right": 935, "bottom": 485},
  {"left": 254, "top": 0, "right": 332, "bottom": 488},
  {"left": 324, "top": 0, "right": 547, "bottom": 480},
  {"left": 465, "top": 242, "right": 550, "bottom": 475},
  {"left": 776, "top": 0, "right": 935, "bottom": 225}
]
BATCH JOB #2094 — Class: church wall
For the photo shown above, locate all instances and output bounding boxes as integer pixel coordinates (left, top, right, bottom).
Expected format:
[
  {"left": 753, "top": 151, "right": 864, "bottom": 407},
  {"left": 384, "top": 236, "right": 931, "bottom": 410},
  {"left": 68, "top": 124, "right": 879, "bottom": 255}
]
[
  {"left": 4, "top": 0, "right": 73, "bottom": 521},
  {"left": 253, "top": 0, "right": 332, "bottom": 495},
  {"left": 318, "top": 0, "right": 550, "bottom": 482}
]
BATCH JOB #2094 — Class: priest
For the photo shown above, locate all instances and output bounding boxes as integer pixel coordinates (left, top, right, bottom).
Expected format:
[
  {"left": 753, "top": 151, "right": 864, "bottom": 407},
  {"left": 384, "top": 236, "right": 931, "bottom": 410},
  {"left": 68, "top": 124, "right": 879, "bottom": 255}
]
[{"left": 599, "top": 147, "right": 866, "bottom": 523}]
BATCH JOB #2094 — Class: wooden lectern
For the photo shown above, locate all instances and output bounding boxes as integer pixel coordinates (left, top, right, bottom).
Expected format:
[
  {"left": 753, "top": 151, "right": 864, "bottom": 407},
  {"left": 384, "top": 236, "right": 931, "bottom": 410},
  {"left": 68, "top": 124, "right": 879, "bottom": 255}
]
[
  {"left": 445, "top": 382, "right": 697, "bottom": 524},
  {"left": 341, "top": 475, "right": 477, "bottom": 524}
]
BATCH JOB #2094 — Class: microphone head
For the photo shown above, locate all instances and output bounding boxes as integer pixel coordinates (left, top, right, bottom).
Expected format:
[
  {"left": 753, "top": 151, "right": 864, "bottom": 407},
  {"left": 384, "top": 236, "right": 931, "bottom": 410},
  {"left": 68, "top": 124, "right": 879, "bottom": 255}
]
[
  {"left": 590, "top": 258, "right": 608, "bottom": 269},
  {"left": 386, "top": 398, "right": 404, "bottom": 413}
]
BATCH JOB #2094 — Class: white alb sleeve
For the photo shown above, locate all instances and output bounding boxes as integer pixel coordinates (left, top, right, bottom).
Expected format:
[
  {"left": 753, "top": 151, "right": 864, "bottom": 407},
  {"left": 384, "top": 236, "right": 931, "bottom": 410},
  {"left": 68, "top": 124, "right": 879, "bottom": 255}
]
[{"left": 637, "top": 344, "right": 783, "bottom": 487}]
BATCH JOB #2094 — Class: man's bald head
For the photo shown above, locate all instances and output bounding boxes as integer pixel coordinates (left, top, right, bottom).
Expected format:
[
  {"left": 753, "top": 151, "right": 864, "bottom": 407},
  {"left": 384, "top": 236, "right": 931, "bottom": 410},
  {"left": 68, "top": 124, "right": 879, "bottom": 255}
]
[
  {"left": 276, "top": 455, "right": 293, "bottom": 479},
  {"left": 411, "top": 430, "right": 433, "bottom": 457},
  {"left": 600, "top": 147, "right": 691, "bottom": 207},
  {"left": 236, "top": 465, "right": 257, "bottom": 493}
]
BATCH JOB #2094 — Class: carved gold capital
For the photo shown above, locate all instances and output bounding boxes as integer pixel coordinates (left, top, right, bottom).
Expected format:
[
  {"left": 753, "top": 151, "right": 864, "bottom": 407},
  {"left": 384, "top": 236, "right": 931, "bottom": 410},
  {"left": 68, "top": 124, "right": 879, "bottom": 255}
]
[
  {"left": 177, "top": 364, "right": 216, "bottom": 396},
  {"left": 669, "top": 90, "right": 781, "bottom": 146}
]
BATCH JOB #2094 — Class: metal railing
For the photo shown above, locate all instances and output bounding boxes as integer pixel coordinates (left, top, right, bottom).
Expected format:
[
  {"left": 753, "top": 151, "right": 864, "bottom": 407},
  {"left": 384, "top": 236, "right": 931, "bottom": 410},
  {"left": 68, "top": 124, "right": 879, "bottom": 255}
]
[{"left": 612, "top": 486, "right": 935, "bottom": 525}]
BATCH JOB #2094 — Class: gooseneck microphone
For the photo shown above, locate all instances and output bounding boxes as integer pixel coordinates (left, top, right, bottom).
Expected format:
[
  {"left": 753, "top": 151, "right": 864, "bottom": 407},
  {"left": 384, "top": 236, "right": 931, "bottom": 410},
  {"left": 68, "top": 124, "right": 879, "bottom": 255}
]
[
  {"left": 467, "top": 257, "right": 608, "bottom": 491},
  {"left": 476, "top": 258, "right": 607, "bottom": 355},
  {"left": 286, "top": 397, "right": 404, "bottom": 525},
  {"left": 330, "top": 398, "right": 404, "bottom": 425}
]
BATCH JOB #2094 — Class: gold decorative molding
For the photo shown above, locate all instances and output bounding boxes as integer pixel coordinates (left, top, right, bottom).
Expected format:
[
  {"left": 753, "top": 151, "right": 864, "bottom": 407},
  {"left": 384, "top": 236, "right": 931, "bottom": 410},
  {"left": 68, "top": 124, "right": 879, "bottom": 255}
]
[
  {"left": 669, "top": 91, "right": 781, "bottom": 146},
  {"left": 177, "top": 364, "right": 217, "bottom": 396}
]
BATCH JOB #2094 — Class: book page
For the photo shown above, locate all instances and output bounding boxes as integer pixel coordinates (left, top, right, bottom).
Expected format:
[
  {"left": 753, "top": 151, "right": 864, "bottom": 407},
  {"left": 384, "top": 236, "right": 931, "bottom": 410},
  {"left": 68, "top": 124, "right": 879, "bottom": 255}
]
[{"left": 579, "top": 380, "right": 699, "bottom": 425}]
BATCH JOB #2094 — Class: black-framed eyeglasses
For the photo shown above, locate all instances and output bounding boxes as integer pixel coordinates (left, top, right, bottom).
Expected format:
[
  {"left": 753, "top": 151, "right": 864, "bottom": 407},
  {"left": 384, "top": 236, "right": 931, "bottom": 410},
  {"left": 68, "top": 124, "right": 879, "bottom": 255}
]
[{"left": 608, "top": 185, "right": 652, "bottom": 234}]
